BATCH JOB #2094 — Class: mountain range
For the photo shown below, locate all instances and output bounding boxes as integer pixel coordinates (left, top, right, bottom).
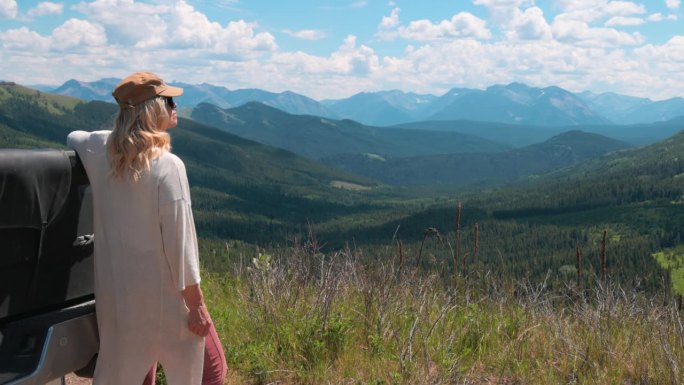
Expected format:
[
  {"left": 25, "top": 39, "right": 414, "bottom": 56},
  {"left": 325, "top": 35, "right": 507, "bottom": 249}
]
[
  {"left": 320, "top": 130, "right": 632, "bottom": 187},
  {"left": 6, "top": 79, "right": 682, "bottom": 193},
  {"left": 37, "top": 79, "right": 684, "bottom": 127},
  {"left": 396, "top": 116, "right": 684, "bottom": 147},
  {"left": 189, "top": 101, "right": 650, "bottom": 189},
  {"left": 190, "top": 102, "right": 510, "bottom": 160},
  {"left": 14, "top": 79, "right": 684, "bottom": 192}
]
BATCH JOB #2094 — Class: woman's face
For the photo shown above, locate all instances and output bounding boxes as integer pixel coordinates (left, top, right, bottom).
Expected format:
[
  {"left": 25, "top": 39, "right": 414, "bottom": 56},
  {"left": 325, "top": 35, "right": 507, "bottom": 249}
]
[{"left": 164, "top": 97, "right": 178, "bottom": 130}]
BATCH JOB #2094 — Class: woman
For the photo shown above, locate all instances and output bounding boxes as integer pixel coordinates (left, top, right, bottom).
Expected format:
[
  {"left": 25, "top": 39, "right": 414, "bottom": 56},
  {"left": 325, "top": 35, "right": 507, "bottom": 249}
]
[{"left": 67, "top": 72, "right": 227, "bottom": 385}]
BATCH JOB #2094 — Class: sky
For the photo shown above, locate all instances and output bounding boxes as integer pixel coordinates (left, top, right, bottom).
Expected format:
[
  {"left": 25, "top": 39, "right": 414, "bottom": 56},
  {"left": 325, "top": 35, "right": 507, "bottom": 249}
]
[{"left": 0, "top": 0, "right": 682, "bottom": 100}]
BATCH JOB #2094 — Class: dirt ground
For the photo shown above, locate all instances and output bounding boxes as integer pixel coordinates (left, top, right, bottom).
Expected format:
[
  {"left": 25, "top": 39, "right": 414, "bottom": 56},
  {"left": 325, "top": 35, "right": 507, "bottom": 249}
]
[
  {"left": 64, "top": 371, "right": 237, "bottom": 384},
  {"left": 64, "top": 373, "right": 91, "bottom": 384}
]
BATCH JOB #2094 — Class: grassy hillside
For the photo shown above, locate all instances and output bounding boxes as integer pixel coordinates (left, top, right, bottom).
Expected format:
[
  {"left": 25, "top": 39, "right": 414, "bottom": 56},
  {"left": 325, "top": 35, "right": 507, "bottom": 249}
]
[
  {"left": 0, "top": 83, "right": 391, "bottom": 246},
  {"left": 321, "top": 130, "right": 632, "bottom": 188},
  {"left": 361, "top": 128, "right": 684, "bottom": 292},
  {"left": 200, "top": 247, "right": 683, "bottom": 385},
  {"left": 190, "top": 102, "right": 510, "bottom": 160}
]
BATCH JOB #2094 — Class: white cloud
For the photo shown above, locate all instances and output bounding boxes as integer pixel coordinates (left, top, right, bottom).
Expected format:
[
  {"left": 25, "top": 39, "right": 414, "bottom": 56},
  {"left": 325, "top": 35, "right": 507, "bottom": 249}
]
[
  {"left": 547, "top": 1, "right": 648, "bottom": 47},
  {"left": 376, "top": 10, "right": 491, "bottom": 42},
  {"left": 52, "top": 19, "right": 107, "bottom": 50},
  {"left": 0, "top": 26, "right": 50, "bottom": 50},
  {"left": 333, "top": 35, "right": 380, "bottom": 75},
  {"left": 2, "top": 0, "right": 684, "bottom": 101},
  {"left": 282, "top": 29, "right": 326, "bottom": 40},
  {"left": 268, "top": 35, "right": 380, "bottom": 80},
  {"left": 399, "top": 12, "right": 492, "bottom": 41},
  {"left": 605, "top": 16, "right": 645, "bottom": 26},
  {"left": 0, "top": 0, "right": 18, "bottom": 19},
  {"left": 604, "top": 1, "right": 646, "bottom": 16},
  {"left": 349, "top": 1, "right": 367, "bottom": 9},
  {"left": 631, "top": 35, "right": 684, "bottom": 97},
  {"left": 158, "top": 29, "right": 684, "bottom": 101},
  {"left": 647, "top": 12, "right": 678, "bottom": 21},
  {"left": 473, "top": 0, "right": 531, "bottom": 13},
  {"left": 635, "top": 35, "right": 684, "bottom": 65},
  {"left": 553, "top": 0, "right": 645, "bottom": 24},
  {"left": 27, "top": 2, "right": 63, "bottom": 17},
  {"left": 505, "top": 6, "right": 553, "bottom": 41},
  {"left": 379, "top": 7, "right": 400, "bottom": 30},
  {"left": 552, "top": 18, "right": 644, "bottom": 47},
  {"left": 554, "top": 0, "right": 611, "bottom": 13},
  {"left": 666, "top": 0, "right": 680, "bottom": 9},
  {"left": 73, "top": 0, "right": 169, "bottom": 46},
  {"left": 554, "top": 8, "right": 604, "bottom": 24},
  {"left": 73, "top": 0, "right": 276, "bottom": 56},
  {"left": 362, "top": 36, "right": 678, "bottom": 100},
  {"left": 0, "top": 18, "right": 106, "bottom": 52},
  {"left": 473, "top": 0, "right": 535, "bottom": 23}
]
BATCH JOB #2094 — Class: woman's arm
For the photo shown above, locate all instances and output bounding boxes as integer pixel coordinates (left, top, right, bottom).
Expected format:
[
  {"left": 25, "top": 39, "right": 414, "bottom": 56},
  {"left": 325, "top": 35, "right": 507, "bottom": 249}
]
[{"left": 183, "top": 283, "right": 212, "bottom": 337}]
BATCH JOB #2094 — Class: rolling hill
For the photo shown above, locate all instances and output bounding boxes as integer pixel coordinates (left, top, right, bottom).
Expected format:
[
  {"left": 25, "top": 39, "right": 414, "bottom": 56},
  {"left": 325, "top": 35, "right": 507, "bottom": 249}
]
[
  {"left": 396, "top": 116, "right": 684, "bottom": 148},
  {"left": 320, "top": 130, "right": 632, "bottom": 187},
  {"left": 0, "top": 82, "right": 385, "bottom": 244},
  {"left": 190, "top": 101, "right": 511, "bottom": 159},
  {"left": 335, "top": 126, "right": 684, "bottom": 291},
  {"left": 395, "top": 119, "right": 565, "bottom": 148}
]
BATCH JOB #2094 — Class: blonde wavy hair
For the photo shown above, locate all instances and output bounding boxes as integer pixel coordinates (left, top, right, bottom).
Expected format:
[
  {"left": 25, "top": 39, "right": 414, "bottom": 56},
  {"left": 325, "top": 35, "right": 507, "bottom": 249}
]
[{"left": 107, "top": 96, "right": 172, "bottom": 182}]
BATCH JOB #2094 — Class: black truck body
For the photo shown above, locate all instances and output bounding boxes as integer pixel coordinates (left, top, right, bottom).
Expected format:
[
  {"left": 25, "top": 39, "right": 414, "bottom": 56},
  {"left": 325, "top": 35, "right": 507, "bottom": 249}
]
[{"left": 0, "top": 149, "right": 98, "bottom": 385}]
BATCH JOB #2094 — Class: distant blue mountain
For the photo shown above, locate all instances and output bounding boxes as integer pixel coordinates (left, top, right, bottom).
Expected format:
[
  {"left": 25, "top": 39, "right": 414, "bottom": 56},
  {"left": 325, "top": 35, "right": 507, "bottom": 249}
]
[
  {"left": 44, "top": 78, "right": 684, "bottom": 126},
  {"left": 47, "top": 79, "right": 338, "bottom": 118},
  {"left": 52, "top": 78, "right": 120, "bottom": 102},
  {"left": 322, "top": 90, "right": 437, "bottom": 126},
  {"left": 578, "top": 91, "right": 684, "bottom": 124},
  {"left": 171, "top": 82, "right": 237, "bottom": 108},
  {"left": 173, "top": 83, "right": 337, "bottom": 117},
  {"left": 191, "top": 101, "right": 510, "bottom": 160},
  {"left": 426, "top": 83, "right": 610, "bottom": 126},
  {"left": 620, "top": 97, "right": 684, "bottom": 124},
  {"left": 576, "top": 91, "right": 651, "bottom": 124}
]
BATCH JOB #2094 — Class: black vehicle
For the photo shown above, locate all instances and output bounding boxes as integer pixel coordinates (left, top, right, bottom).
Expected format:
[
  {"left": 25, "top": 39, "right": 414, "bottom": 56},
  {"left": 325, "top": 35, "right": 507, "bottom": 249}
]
[{"left": 0, "top": 149, "right": 98, "bottom": 385}]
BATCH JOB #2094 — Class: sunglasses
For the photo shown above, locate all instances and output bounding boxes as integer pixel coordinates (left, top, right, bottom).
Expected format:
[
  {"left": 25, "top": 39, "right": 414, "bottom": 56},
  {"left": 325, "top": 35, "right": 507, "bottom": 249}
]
[{"left": 164, "top": 97, "right": 177, "bottom": 109}]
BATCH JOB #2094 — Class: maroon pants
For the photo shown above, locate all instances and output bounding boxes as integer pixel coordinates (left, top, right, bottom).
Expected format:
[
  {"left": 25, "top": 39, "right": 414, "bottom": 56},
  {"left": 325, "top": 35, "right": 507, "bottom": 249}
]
[{"left": 142, "top": 323, "right": 227, "bottom": 385}]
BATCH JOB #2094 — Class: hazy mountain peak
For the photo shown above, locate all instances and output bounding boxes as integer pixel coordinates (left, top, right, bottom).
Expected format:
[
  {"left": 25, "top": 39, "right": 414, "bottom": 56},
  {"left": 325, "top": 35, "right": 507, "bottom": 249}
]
[
  {"left": 429, "top": 82, "right": 607, "bottom": 126},
  {"left": 40, "top": 78, "right": 684, "bottom": 126}
]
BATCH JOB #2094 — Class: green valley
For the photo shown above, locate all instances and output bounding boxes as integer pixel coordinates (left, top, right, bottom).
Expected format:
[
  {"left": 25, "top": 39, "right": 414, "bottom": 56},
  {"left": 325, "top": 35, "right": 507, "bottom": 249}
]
[{"left": 2, "top": 82, "right": 683, "bottom": 293}]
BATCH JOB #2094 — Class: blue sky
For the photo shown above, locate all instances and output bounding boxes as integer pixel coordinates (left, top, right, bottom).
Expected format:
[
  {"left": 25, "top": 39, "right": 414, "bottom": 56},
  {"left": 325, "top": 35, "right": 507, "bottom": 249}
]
[{"left": 0, "top": 0, "right": 682, "bottom": 100}]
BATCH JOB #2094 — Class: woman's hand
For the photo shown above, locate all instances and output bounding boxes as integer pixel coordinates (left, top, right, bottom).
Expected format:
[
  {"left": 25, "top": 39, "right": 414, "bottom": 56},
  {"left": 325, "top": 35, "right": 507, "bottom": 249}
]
[
  {"left": 187, "top": 302, "right": 212, "bottom": 337},
  {"left": 182, "top": 283, "right": 211, "bottom": 337}
]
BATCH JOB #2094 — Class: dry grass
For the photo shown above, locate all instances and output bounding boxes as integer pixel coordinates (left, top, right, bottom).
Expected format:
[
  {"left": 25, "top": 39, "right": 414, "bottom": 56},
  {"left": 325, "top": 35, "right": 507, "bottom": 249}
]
[
  {"left": 62, "top": 243, "right": 683, "bottom": 385},
  {"left": 200, "top": 242, "right": 684, "bottom": 385}
]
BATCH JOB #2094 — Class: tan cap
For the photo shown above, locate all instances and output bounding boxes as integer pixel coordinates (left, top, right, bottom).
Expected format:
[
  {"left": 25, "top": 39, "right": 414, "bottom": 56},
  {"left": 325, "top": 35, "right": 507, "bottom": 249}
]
[{"left": 112, "top": 71, "right": 183, "bottom": 107}]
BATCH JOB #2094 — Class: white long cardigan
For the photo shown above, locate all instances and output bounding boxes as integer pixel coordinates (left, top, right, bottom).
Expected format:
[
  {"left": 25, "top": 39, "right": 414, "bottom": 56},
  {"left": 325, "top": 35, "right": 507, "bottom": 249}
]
[{"left": 67, "top": 130, "right": 204, "bottom": 385}]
